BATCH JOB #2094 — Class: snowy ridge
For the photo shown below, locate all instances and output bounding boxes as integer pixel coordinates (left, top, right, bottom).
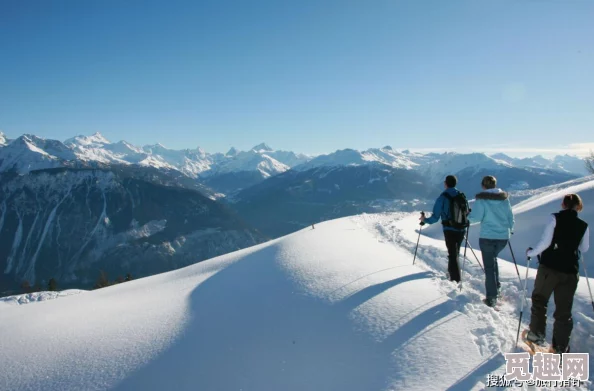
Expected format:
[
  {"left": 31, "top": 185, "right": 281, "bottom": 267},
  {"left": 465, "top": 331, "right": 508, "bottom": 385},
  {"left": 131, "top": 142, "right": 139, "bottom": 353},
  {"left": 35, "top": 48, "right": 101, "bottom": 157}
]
[
  {"left": 203, "top": 149, "right": 291, "bottom": 178},
  {"left": 416, "top": 152, "right": 513, "bottom": 183},
  {"left": 0, "top": 133, "right": 310, "bottom": 180},
  {"left": 492, "top": 153, "right": 590, "bottom": 176},
  {"left": 1, "top": 179, "right": 593, "bottom": 390},
  {"left": 0, "top": 132, "right": 588, "bottom": 189},
  {"left": 294, "top": 147, "right": 419, "bottom": 171},
  {"left": 0, "top": 134, "right": 76, "bottom": 173}
]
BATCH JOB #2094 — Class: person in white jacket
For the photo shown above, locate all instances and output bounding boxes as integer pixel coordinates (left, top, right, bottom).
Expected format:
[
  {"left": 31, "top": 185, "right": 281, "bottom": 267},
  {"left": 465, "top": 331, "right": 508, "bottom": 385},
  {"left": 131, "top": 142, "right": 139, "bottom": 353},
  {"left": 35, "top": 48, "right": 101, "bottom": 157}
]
[{"left": 524, "top": 194, "right": 589, "bottom": 354}]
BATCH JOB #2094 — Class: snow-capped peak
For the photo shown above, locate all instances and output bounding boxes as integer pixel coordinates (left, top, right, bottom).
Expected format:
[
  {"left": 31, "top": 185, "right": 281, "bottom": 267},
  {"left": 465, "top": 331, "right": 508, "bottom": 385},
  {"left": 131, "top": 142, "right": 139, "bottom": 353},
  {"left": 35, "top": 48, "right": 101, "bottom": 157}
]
[
  {"left": 0, "top": 132, "right": 6, "bottom": 146},
  {"left": 251, "top": 143, "right": 273, "bottom": 152},
  {"left": 65, "top": 132, "right": 111, "bottom": 147}
]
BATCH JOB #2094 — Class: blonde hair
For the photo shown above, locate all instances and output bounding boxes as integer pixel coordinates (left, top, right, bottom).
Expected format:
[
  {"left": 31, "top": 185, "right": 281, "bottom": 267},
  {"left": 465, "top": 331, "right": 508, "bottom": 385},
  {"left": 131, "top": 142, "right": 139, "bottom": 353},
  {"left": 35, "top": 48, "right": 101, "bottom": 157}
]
[{"left": 563, "top": 193, "right": 583, "bottom": 212}]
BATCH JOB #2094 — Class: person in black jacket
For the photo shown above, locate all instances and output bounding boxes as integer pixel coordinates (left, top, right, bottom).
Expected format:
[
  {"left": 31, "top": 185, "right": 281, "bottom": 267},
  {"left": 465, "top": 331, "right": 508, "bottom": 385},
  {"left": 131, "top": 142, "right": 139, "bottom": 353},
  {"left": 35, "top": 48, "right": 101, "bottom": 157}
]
[{"left": 524, "top": 194, "right": 590, "bottom": 353}]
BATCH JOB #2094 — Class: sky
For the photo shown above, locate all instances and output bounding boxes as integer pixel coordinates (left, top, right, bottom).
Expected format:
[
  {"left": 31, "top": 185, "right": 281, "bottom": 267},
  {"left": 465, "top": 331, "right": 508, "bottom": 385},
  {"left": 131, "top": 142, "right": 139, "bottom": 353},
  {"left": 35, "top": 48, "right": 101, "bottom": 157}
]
[{"left": 1, "top": 0, "right": 593, "bottom": 157}]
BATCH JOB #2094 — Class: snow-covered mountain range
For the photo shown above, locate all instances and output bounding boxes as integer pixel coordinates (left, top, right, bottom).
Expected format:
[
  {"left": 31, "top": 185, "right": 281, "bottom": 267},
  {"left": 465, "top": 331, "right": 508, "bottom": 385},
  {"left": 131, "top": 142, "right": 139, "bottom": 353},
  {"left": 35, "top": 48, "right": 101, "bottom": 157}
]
[
  {"left": 0, "top": 132, "right": 589, "bottom": 186},
  {"left": 0, "top": 132, "right": 311, "bottom": 190}
]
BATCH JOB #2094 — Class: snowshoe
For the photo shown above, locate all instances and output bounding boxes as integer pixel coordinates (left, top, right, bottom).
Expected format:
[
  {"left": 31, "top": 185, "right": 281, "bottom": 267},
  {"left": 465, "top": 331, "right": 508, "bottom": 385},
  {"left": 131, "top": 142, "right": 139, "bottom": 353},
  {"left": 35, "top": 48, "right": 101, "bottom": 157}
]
[{"left": 521, "top": 330, "right": 552, "bottom": 355}]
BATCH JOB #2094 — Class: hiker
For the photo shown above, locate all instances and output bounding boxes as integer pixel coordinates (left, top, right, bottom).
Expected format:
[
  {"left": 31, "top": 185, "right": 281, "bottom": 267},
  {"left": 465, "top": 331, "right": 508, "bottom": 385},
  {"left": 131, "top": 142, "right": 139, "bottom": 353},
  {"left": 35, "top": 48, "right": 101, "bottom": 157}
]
[
  {"left": 467, "top": 175, "right": 514, "bottom": 307},
  {"left": 524, "top": 193, "right": 590, "bottom": 354},
  {"left": 420, "top": 175, "right": 468, "bottom": 282}
]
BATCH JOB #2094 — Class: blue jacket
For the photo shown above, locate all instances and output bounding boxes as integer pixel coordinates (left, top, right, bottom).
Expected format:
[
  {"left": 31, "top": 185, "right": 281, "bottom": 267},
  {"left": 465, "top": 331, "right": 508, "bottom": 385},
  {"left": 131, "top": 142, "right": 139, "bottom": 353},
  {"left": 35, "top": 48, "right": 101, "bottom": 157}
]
[
  {"left": 468, "top": 188, "right": 515, "bottom": 240},
  {"left": 425, "top": 187, "right": 465, "bottom": 232}
]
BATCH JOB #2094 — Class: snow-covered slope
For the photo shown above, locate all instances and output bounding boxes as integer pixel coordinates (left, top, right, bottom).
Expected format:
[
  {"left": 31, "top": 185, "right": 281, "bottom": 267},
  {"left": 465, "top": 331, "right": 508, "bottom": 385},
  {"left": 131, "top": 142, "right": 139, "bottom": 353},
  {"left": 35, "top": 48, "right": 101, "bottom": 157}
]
[
  {"left": 0, "top": 132, "right": 7, "bottom": 146},
  {"left": 2, "top": 200, "right": 593, "bottom": 390}
]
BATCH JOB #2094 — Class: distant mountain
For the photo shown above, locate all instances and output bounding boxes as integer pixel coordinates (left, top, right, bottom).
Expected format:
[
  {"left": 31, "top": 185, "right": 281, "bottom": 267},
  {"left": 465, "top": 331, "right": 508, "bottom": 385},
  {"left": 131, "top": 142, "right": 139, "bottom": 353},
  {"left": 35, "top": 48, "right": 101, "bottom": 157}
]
[
  {"left": 200, "top": 144, "right": 310, "bottom": 195},
  {"left": 489, "top": 152, "right": 589, "bottom": 176},
  {"left": 233, "top": 164, "right": 432, "bottom": 237},
  {"left": 0, "top": 133, "right": 312, "bottom": 196},
  {"left": 0, "top": 134, "right": 78, "bottom": 173},
  {"left": 0, "top": 166, "right": 264, "bottom": 295},
  {"left": 0, "top": 131, "right": 587, "bottom": 198},
  {"left": 231, "top": 149, "right": 579, "bottom": 237},
  {"left": 294, "top": 147, "right": 419, "bottom": 172}
]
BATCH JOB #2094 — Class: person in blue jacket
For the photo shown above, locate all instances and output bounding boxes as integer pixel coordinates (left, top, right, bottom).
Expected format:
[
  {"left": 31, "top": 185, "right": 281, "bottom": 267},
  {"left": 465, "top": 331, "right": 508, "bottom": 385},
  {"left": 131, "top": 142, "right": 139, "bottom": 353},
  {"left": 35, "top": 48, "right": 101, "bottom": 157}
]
[
  {"left": 468, "top": 175, "right": 515, "bottom": 307},
  {"left": 420, "top": 175, "right": 465, "bottom": 282}
]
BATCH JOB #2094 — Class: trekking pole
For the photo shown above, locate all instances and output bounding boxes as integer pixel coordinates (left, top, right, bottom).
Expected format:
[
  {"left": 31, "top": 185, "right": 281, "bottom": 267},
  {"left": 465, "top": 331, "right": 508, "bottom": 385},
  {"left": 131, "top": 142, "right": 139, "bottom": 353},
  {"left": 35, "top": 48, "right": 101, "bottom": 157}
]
[
  {"left": 508, "top": 241, "right": 522, "bottom": 285},
  {"left": 579, "top": 255, "right": 594, "bottom": 313},
  {"left": 460, "top": 225, "right": 470, "bottom": 291},
  {"left": 413, "top": 212, "right": 425, "bottom": 265},
  {"left": 515, "top": 254, "right": 532, "bottom": 349},
  {"left": 465, "top": 239, "right": 485, "bottom": 273}
]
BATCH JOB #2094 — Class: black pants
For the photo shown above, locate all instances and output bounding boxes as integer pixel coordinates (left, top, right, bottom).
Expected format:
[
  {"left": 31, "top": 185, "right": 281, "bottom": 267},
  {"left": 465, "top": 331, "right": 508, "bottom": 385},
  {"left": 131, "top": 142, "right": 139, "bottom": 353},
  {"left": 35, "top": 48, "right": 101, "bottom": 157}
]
[
  {"left": 444, "top": 230, "right": 464, "bottom": 282},
  {"left": 529, "top": 264, "right": 579, "bottom": 352}
]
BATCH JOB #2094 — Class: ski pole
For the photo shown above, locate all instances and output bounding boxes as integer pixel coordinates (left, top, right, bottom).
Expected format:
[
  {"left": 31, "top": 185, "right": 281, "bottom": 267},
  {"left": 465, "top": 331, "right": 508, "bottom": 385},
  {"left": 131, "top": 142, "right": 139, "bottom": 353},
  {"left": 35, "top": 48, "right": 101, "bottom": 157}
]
[
  {"left": 515, "top": 254, "right": 532, "bottom": 349},
  {"left": 460, "top": 225, "right": 470, "bottom": 291},
  {"left": 465, "top": 238, "right": 485, "bottom": 273},
  {"left": 508, "top": 241, "right": 522, "bottom": 284},
  {"left": 579, "top": 255, "right": 594, "bottom": 313},
  {"left": 413, "top": 212, "right": 425, "bottom": 265}
]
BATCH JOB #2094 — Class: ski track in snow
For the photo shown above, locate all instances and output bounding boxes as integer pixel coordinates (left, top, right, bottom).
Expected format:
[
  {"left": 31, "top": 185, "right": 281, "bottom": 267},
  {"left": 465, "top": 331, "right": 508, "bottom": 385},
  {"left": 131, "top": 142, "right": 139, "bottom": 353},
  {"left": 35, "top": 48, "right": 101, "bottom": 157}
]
[{"left": 354, "top": 212, "right": 593, "bottom": 390}]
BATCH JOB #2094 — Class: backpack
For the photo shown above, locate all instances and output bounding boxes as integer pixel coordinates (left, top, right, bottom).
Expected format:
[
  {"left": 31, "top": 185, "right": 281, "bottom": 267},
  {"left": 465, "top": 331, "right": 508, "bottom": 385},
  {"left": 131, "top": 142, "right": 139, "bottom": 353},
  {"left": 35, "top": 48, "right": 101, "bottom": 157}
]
[{"left": 442, "top": 191, "right": 470, "bottom": 230}]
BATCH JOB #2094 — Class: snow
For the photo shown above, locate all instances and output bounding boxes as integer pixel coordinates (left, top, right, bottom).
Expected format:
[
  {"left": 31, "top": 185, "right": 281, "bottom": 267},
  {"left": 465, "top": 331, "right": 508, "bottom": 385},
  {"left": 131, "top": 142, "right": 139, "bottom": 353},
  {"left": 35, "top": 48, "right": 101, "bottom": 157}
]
[
  {"left": 295, "top": 148, "right": 419, "bottom": 171},
  {"left": 0, "top": 290, "right": 85, "bottom": 306},
  {"left": 419, "top": 152, "right": 513, "bottom": 183},
  {"left": 491, "top": 153, "right": 589, "bottom": 176},
  {"left": 251, "top": 142, "right": 274, "bottom": 152},
  {"left": 205, "top": 150, "right": 290, "bottom": 178},
  {"left": 2, "top": 179, "right": 593, "bottom": 390}
]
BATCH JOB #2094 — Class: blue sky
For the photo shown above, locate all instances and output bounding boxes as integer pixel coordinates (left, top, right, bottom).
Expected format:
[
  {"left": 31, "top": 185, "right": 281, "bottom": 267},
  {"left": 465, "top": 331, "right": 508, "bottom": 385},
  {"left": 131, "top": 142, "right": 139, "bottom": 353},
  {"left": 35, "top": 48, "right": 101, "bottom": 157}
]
[{"left": 1, "top": 0, "right": 593, "bottom": 156}]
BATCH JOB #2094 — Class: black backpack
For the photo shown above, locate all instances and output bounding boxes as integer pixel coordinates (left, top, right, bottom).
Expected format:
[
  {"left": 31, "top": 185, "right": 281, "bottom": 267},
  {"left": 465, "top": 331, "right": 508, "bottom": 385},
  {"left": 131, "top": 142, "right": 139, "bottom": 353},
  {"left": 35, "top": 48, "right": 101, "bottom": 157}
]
[{"left": 442, "top": 191, "right": 470, "bottom": 230}]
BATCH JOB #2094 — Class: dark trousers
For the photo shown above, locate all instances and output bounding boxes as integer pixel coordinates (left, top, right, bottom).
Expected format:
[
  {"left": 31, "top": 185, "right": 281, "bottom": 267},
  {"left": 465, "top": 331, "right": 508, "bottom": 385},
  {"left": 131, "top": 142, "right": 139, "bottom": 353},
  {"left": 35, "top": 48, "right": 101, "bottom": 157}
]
[
  {"left": 444, "top": 230, "right": 464, "bottom": 282},
  {"left": 479, "top": 238, "right": 508, "bottom": 300},
  {"left": 529, "top": 264, "right": 579, "bottom": 351}
]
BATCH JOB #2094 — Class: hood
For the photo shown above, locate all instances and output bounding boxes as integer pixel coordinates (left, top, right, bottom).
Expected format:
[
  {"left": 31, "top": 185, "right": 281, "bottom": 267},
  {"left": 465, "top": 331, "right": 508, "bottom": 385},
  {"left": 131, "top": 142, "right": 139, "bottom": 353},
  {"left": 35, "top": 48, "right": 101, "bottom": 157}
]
[{"left": 475, "top": 188, "right": 509, "bottom": 201}]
